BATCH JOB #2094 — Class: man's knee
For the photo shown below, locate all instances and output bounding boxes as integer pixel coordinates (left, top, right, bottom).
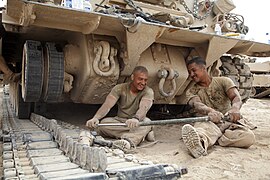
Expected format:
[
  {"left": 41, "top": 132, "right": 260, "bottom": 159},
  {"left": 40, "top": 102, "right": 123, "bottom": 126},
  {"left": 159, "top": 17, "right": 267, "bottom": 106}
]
[
  {"left": 100, "top": 117, "right": 119, "bottom": 123},
  {"left": 143, "top": 117, "right": 151, "bottom": 122},
  {"left": 219, "top": 129, "right": 255, "bottom": 148},
  {"left": 238, "top": 130, "right": 255, "bottom": 148}
]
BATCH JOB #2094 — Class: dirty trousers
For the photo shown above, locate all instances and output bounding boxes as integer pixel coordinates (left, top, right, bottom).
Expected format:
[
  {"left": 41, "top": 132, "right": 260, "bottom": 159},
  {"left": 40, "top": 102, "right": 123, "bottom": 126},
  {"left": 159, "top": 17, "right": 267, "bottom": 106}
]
[
  {"left": 194, "top": 120, "right": 255, "bottom": 150},
  {"left": 97, "top": 117, "right": 152, "bottom": 146}
]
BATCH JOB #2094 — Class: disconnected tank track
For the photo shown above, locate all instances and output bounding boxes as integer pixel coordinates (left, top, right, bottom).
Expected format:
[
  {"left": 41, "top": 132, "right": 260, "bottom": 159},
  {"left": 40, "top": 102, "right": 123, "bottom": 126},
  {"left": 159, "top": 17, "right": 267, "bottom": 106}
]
[{"left": 1, "top": 92, "right": 187, "bottom": 179}]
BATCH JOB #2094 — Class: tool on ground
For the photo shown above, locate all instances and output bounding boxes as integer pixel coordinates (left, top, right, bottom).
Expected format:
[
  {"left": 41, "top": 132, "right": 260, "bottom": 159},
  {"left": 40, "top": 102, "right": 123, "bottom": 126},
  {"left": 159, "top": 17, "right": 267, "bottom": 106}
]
[
  {"left": 80, "top": 130, "right": 131, "bottom": 151},
  {"left": 97, "top": 115, "right": 231, "bottom": 127},
  {"left": 93, "top": 138, "right": 113, "bottom": 147},
  {"left": 81, "top": 131, "right": 115, "bottom": 147}
]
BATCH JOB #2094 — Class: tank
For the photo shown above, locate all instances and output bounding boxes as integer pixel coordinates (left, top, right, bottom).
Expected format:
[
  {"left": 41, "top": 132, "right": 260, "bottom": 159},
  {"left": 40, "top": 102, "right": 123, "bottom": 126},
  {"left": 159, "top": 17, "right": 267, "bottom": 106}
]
[
  {"left": 246, "top": 59, "right": 270, "bottom": 98},
  {"left": 1, "top": 0, "right": 270, "bottom": 118}
]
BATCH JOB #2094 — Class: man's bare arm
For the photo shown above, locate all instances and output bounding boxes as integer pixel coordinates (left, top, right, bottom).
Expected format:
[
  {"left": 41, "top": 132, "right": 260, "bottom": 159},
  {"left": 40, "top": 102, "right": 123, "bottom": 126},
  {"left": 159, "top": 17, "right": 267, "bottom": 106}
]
[
  {"left": 226, "top": 87, "right": 242, "bottom": 122},
  {"left": 189, "top": 96, "right": 223, "bottom": 123},
  {"left": 189, "top": 96, "right": 214, "bottom": 115},
  {"left": 227, "top": 87, "right": 242, "bottom": 110},
  {"left": 93, "top": 94, "right": 117, "bottom": 120},
  {"left": 86, "top": 94, "right": 117, "bottom": 128},
  {"left": 134, "top": 98, "right": 153, "bottom": 121}
]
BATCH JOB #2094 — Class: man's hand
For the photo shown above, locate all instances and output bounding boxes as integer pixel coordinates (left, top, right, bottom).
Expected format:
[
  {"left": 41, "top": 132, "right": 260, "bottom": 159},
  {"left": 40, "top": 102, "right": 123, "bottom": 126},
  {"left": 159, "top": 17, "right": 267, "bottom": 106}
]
[
  {"left": 86, "top": 117, "right": 99, "bottom": 128},
  {"left": 226, "top": 107, "right": 241, "bottom": 123},
  {"left": 126, "top": 118, "right": 140, "bottom": 128},
  {"left": 208, "top": 110, "right": 224, "bottom": 123}
]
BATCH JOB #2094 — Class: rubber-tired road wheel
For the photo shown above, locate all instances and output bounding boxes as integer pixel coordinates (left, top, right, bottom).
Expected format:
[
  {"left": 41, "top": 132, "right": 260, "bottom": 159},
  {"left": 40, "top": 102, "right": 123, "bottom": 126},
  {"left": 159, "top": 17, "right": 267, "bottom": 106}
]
[
  {"left": 22, "top": 40, "right": 43, "bottom": 102},
  {"left": 42, "top": 42, "right": 64, "bottom": 102}
]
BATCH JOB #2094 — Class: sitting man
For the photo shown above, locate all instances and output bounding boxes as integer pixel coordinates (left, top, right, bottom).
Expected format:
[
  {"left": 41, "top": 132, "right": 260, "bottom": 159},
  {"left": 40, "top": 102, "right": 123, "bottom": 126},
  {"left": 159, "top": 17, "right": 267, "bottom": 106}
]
[
  {"left": 86, "top": 66, "right": 155, "bottom": 150},
  {"left": 0, "top": 26, "right": 20, "bottom": 84},
  {"left": 182, "top": 56, "right": 256, "bottom": 158},
  {"left": 0, "top": 55, "right": 21, "bottom": 84}
]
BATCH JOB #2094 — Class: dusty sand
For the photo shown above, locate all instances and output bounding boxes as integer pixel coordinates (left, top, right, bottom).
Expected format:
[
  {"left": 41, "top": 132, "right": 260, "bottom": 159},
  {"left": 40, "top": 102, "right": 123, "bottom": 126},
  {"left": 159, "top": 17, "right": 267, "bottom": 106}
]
[
  {"left": 0, "top": 85, "right": 269, "bottom": 179},
  {"left": 135, "top": 98, "right": 270, "bottom": 180}
]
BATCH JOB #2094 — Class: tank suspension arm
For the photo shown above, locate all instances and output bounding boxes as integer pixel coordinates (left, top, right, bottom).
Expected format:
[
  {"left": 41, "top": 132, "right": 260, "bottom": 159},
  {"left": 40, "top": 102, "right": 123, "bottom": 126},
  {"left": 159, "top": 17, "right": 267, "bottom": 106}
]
[
  {"left": 93, "top": 41, "right": 117, "bottom": 76},
  {"left": 157, "top": 67, "right": 179, "bottom": 97}
]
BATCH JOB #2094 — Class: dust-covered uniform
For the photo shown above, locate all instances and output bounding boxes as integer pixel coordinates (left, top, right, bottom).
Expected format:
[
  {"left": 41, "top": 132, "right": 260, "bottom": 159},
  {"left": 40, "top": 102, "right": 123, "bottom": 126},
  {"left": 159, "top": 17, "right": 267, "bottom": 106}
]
[
  {"left": 97, "top": 83, "right": 154, "bottom": 146},
  {"left": 186, "top": 77, "right": 256, "bottom": 150},
  {"left": 0, "top": 28, "right": 20, "bottom": 84}
]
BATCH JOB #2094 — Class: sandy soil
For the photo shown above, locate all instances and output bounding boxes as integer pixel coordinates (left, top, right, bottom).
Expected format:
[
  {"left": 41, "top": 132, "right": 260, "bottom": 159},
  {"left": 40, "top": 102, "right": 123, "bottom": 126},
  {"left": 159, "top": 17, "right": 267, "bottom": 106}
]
[{"left": 135, "top": 98, "right": 270, "bottom": 180}]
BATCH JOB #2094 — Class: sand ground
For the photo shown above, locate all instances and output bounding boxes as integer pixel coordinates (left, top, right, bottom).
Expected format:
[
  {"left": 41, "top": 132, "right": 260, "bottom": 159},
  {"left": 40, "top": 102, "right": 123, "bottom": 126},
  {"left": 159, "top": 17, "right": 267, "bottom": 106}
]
[{"left": 135, "top": 98, "right": 270, "bottom": 180}]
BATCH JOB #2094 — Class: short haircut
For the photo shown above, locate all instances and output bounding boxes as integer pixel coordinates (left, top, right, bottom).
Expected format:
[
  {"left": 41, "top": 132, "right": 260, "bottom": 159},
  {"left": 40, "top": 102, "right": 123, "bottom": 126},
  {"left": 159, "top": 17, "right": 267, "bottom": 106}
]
[
  {"left": 132, "top": 66, "right": 148, "bottom": 74},
  {"left": 186, "top": 56, "right": 206, "bottom": 66}
]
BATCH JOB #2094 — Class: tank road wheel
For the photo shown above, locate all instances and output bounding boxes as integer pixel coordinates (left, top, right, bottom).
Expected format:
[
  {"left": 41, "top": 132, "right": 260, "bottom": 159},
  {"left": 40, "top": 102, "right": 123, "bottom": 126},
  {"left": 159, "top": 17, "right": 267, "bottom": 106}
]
[
  {"left": 22, "top": 40, "right": 44, "bottom": 102},
  {"left": 42, "top": 42, "right": 64, "bottom": 102},
  {"left": 15, "top": 83, "right": 32, "bottom": 119},
  {"left": 220, "top": 55, "right": 253, "bottom": 103}
]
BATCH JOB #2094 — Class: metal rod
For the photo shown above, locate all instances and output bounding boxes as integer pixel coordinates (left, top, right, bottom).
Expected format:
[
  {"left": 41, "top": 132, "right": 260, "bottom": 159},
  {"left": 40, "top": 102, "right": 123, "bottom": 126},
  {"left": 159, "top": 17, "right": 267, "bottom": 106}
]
[{"left": 97, "top": 116, "right": 210, "bottom": 127}]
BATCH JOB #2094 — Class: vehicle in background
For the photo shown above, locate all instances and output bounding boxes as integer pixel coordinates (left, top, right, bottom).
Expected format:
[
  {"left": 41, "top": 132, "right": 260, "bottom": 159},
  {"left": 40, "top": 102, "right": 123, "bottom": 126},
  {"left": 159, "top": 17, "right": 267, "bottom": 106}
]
[{"left": 246, "top": 59, "right": 270, "bottom": 98}]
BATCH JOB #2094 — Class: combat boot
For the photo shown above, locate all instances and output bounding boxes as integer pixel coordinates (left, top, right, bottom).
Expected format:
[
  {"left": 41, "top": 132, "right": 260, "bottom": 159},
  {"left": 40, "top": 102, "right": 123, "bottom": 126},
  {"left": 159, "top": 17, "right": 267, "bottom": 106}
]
[
  {"left": 112, "top": 139, "right": 131, "bottom": 152},
  {"left": 146, "top": 130, "right": 155, "bottom": 142},
  {"left": 182, "top": 124, "right": 207, "bottom": 158}
]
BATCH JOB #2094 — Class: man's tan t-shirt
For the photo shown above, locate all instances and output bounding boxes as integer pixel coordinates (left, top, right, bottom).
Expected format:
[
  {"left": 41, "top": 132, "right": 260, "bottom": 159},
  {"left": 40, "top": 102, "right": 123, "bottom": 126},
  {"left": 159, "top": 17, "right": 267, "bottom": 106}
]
[
  {"left": 186, "top": 77, "right": 236, "bottom": 114},
  {"left": 109, "top": 83, "right": 154, "bottom": 119}
]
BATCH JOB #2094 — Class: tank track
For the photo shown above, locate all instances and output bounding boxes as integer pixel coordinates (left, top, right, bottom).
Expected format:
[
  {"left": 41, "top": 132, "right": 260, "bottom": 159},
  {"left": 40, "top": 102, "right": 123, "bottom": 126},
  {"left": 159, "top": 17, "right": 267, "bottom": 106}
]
[
  {"left": 1, "top": 90, "right": 187, "bottom": 179},
  {"left": 220, "top": 55, "right": 253, "bottom": 103}
]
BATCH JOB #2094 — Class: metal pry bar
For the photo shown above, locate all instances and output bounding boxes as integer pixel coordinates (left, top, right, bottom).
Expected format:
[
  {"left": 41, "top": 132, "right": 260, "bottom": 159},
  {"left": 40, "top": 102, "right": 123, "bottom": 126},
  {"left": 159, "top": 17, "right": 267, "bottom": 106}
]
[
  {"left": 97, "top": 115, "right": 231, "bottom": 127},
  {"left": 97, "top": 116, "right": 210, "bottom": 127}
]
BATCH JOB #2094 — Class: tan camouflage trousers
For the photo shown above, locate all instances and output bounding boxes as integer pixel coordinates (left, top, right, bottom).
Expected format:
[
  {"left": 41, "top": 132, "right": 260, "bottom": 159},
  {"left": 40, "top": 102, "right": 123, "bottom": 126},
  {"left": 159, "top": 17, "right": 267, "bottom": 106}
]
[
  {"left": 97, "top": 117, "right": 152, "bottom": 146},
  {"left": 194, "top": 119, "right": 256, "bottom": 150}
]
